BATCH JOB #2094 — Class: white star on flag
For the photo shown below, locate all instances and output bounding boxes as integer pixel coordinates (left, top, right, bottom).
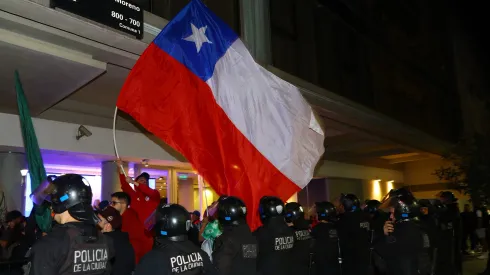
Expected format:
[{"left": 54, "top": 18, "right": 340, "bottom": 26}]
[{"left": 183, "top": 23, "right": 212, "bottom": 53}]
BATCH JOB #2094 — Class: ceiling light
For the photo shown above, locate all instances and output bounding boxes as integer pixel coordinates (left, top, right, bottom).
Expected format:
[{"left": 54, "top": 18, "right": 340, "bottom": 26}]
[
  {"left": 20, "top": 169, "right": 28, "bottom": 176},
  {"left": 142, "top": 159, "right": 149, "bottom": 167}
]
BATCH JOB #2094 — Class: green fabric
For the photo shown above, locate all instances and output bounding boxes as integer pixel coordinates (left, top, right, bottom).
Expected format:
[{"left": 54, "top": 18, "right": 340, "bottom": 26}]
[
  {"left": 201, "top": 220, "right": 222, "bottom": 240},
  {"left": 15, "top": 70, "right": 52, "bottom": 232}
]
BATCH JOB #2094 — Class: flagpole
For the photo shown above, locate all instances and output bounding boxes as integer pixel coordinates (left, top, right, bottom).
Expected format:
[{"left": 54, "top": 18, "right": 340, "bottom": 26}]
[{"left": 113, "top": 107, "right": 127, "bottom": 177}]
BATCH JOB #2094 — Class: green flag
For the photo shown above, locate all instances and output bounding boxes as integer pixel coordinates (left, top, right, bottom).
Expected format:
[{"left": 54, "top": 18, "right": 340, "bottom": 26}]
[{"left": 15, "top": 70, "right": 52, "bottom": 232}]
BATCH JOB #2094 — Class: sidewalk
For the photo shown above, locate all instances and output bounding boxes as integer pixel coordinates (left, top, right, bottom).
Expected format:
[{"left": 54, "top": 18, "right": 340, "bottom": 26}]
[{"left": 464, "top": 254, "right": 486, "bottom": 275}]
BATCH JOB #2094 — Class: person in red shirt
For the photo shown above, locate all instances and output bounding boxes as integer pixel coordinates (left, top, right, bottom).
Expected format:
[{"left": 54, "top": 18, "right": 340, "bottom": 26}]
[
  {"left": 110, "top": 192, "right": 153, "bottom": 264},
  {"left": 116, "top": 160, "right": 160, "bottom": 224}
]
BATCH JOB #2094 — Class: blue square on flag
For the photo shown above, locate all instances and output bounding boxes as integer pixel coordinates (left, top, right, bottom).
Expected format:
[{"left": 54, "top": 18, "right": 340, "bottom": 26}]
[{"left": 153, "top": 0, "right": 238, "bottom": 81}]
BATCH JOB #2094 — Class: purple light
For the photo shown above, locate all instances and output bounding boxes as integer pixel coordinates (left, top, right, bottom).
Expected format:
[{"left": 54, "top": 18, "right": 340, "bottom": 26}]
[{"left": 24, "top": 172, "right": 101, "bottom": 217}]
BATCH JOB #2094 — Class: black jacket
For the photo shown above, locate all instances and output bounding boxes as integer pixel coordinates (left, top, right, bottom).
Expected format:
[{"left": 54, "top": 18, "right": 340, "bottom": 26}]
[
  {"left": 28, "top": 222, "right": 114, "bottom": 275},
  {"left": 435, "top": 204, "right": 462, "bottom": 275},
  {"left": 289, "top": 219, "right": 313, "bottom": 275},
  {"left": 311, "top": 222, "right": 340, "bottom": 275},
  {"left": 336, "top": 211, "right": 371, "bottom": 275},
  {"left": 135, "top": 237, "right": 217, "bottom": 275},
  {"left": 254, "top": 217, "right": 295, "bottom": 275},
  {"left": 375, "top": 221, "right": 430, "bottom": 275},
  {"left": 212, "top": 223, "right": 257, "bottom": 275},
  {"left": 105, "top": 230, "right": 135, "bottom": 275}
]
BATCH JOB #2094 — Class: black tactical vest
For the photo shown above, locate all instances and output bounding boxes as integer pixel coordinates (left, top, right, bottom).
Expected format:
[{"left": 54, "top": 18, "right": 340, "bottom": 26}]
[
  {"left": 156, "top": 240, "right": 207, "bottom": 274},
  {"left": 58, "top": 226, "right": 111, "bottom": 275}
]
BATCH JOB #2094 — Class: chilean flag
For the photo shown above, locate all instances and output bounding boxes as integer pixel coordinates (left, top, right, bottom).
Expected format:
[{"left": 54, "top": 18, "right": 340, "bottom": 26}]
[{"left": 117, "top": 0, "right": 325, "bottom": 229}]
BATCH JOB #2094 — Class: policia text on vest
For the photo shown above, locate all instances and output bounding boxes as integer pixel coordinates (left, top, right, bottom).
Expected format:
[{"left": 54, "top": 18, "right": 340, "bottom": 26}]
[
  {"left": 275, "top": 236, "right": 294, "bottom": 250},
  {"left": 170, "top": 252, "right": 204, "bottom": 273},
  {"left": 73, "top": 248, "right": 109, "bottom": 272}
]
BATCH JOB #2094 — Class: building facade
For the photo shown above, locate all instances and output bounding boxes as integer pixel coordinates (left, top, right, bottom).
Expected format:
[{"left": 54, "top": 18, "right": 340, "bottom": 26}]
[{"left": 1, "top": 0, "right": 484, "bottom": 216}]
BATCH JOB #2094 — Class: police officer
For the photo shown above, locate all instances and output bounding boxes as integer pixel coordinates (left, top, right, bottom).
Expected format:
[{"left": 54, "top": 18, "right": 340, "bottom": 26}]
[
  {"left": 254, "top": 196, "right": 295, "bottom": 275},
  {"left": 418, "top": 199, "right": 440, "bottom": 275},
  {"left": 364, "top": 200, "right": 386, "bottom": 241},
  {"left": 284, "top": 202, "right": 312, "bottom": 275},
  {"left": 364, "top": 200, "right": 382, "bottom": 223},
  {"left": 310, "top": 201, "right": 341, "bottom": 275},
  {"left": 377, "top": 188, "right": 430, "bottom": 275},
  {"left": 435, "top": 191, "right": 462, "bottom": 275},
  {"left": 363, "top": 199, "right": 387, "bottom": 275},
  {"left": 212, "top": 196, "right": 257, "bottom": 275},
  {"left": 28, "top": 174, "right": 114, "bottom": 275},
  {"left": 335, "top": 194, "right": 371, "bottom": 275},
  {"left": 135, "top": 203, "right": 216, "bottom": 275}
]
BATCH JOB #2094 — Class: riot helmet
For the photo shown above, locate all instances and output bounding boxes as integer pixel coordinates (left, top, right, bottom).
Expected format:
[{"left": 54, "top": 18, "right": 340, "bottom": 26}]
[
  {"left": 48, "top": 174, "right": 97, "bottom": 224},
  {"left": 316, "top": 201, "right": 337, "bottom": 222},
  {"left": 284, "top": 202, "right": 304, "bottom": 223},
  {"left": 259, "top": 196, "right": 285, "bottom": 222},
  {"left": 364, "top": 200, "right": 381, "bottom": 215},
  {"left": 382, "top": 187, "right": 415, "bottom": 203},
  {"left": 432, "top": 199, "right": 447, "bottom": 215},
  {"left": 380, "top": 187, "right": 418, "bottom": 221},
  {"left": 340, "top": 193, "right": 361, "bottom": 212},
  {"left": 154, "top": 203, "right": 191, "bottom": 241},
  {"left": 437, "top": 191, "right": 458, "bottom": 204},
  {"left": 217, "top": 196, "right": 247, "bottom": 226},
  {"left": 393, "top": 197, "right": 419, "bottom": 221}
]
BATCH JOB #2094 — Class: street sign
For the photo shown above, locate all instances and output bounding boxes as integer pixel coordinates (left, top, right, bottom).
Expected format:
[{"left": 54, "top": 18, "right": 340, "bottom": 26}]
[{"left": 52, "top": 0, "right": 144, "bottom": 39}]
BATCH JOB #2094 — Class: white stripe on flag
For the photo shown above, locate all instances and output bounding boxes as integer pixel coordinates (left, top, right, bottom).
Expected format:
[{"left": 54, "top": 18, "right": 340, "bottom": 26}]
[{"left": 206, "top": 39, "right": 325, "bottom": 189}]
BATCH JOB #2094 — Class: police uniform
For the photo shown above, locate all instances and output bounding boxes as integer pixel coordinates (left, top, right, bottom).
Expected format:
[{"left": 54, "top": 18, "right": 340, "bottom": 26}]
[
  {"left": 212, "top": 196, "right": 257, "bottom": 275},
  {"left": 375, "top": 188, "right": 431, "bottom": 275},
  {"left": 336, "top": 194, "right": 371, "bottom": 275},
  {"left": 364, "top": 200, "right": 386, "bottom": 241},
  {"left": 435, "top": 200, "right": 462, "bottom": 275},
  {"left": 136, "top": 239, "right": 215, "bottom": 275},
  {"left": 28, "top": 174, "right": 114, "bottom": 275},
  {"left": 254, "top": 196, "right": 295, "bottom": 275},
  {"left": 376, "top": 221, "right": 430, "bottom": 275},
  {"left": 285, "top": 202, "right": 313, "bottom": 275},
  {"left": 30, "top": 223, "right": 113, "bottom": 275},
  {"left": 134, "top": 203, "right": 217, "bottom": 275},
  {"left": 310, "top": 201, "right": 341, "bottom": 275},
  {"left": 418, "top": 199, "right": 440, "bottom": 274}
]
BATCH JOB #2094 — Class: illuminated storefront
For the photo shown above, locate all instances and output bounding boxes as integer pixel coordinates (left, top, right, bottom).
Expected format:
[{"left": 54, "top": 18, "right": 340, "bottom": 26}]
[{"left": 22, "top": 166, "right": 218, "bottom": 217}]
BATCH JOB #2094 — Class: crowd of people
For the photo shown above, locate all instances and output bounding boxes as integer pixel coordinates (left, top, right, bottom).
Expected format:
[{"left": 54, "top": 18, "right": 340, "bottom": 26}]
[{"left": 0, "top": 169, "right": 485, "bottom": 275}]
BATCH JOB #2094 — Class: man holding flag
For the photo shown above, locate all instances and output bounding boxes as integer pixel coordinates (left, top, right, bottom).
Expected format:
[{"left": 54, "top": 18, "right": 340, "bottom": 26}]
[{"left": 117, "top": 0, "right": 324, "bottom": 231}]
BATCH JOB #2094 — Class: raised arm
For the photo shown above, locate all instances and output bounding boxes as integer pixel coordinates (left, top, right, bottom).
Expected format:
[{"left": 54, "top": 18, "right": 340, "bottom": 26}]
[{"left": 116, "top": 160, "right": 136, "bottom": 196}]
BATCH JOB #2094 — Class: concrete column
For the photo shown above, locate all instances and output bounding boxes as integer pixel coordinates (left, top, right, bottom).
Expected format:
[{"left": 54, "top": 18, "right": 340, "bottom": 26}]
[
  {"left": 240, "top": 0, "right": 272, "bottom": 64},
  {"left": 168, "top": 169, "right": 179, "bottom": 204},
  {"left": 101, "top": 161, "right": 128, "bottom": 200},
  {"left": 0, "top": 152, "right": 27, "bottom": 213}
]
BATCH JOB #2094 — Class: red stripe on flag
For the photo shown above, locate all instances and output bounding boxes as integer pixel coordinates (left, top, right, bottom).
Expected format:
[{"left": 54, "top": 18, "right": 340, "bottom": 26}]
[{"left": 117, "top": 43, "right": 300, "bottom": 230}]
